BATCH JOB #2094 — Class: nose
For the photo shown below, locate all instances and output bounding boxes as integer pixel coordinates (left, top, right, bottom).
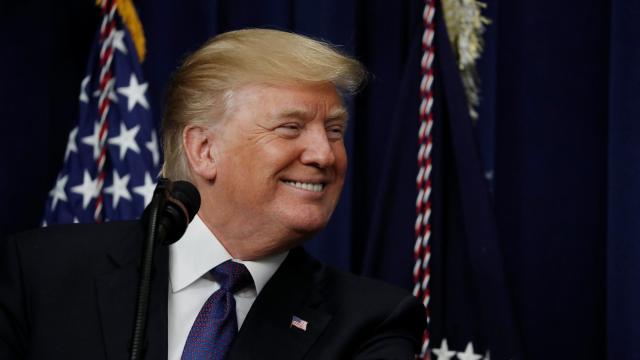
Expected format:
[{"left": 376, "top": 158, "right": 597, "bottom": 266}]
[{"left": 299, "top": 125, "right": 336, "bottom": 168}]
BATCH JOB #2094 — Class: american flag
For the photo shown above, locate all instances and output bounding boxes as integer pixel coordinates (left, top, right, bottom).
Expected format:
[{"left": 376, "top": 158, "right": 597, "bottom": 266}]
[
  {"left": 290, "top": 316, "right": 308, "bottom": 331},
  {"left": 43, "top": 1, "right": 159, "bottom": 225}
]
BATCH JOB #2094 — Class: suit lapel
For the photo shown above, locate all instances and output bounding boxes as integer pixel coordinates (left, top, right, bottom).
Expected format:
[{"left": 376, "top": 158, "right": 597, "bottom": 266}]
[
  {"left": 95, "top": 222, "right": 169, "bottom": 360},
  {"left": 228, "top": 248, "right": 331, "bottom": 360}
]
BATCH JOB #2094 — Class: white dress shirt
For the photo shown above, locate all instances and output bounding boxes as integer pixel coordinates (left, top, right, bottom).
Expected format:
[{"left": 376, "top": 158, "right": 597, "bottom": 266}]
[{"left": 167, "top": 215, "right": 287, "bottom": 360}]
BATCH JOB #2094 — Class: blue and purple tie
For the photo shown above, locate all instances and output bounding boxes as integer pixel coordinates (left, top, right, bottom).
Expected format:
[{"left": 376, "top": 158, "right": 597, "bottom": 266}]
[{"left": 181, "top": 260, "right": 253, "bottom": 360}]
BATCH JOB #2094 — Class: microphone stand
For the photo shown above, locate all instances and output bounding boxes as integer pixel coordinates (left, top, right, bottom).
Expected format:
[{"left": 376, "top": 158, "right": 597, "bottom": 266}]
[
  {"left": 129, "top": 179, "right": 168, "bottom": 360},
  {"left": 128, "top": 178, "right": 199, "bottom": 360}
]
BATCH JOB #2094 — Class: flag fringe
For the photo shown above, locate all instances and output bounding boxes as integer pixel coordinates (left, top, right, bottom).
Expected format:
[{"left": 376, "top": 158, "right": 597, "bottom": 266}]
[
  {"left": 96, "top": 0, "right": 146, "bottom": 62},
  {"left": 441, "top": 0, "right": 490, "bottom": 122}
]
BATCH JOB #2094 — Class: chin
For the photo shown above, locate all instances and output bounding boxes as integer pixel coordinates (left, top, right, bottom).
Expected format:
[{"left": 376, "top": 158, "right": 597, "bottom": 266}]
[
  {"left": 273, "top": 203, "right": 335, "bottom": 237},
  {"left": 282, "top": 213, "right": 330, "bottom": 236},
  {"left": 288, "top": 219, "right": 328, "bottom": 235}
]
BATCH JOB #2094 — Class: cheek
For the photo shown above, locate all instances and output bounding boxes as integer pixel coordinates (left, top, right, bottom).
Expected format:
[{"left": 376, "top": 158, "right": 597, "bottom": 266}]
[
  {"left": 237, "top": 145, "right": 295, "bottom": 191},
  {"left": 217, "top": 150, "right": 259, "bottom": 193},
  {"left": 334, "top": 145, "right": 348, "bottom": 178},
  {"left": 260, "top": 141, "right": 302, "bottom": 170}
]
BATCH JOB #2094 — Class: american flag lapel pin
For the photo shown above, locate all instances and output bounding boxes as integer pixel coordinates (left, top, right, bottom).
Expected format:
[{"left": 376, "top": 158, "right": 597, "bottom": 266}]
[{"left": 290, "top": 315, "right": 308, "bottom": 331}]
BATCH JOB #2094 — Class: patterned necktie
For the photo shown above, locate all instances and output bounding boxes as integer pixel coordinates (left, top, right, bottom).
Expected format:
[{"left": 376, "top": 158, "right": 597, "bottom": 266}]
[{"left": 181, "top": 260, "right": 253, "bottom": 360}]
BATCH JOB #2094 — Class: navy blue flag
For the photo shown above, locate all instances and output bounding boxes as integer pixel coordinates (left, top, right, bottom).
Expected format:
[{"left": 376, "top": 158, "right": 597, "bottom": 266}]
[
  {"left": 357, "top": 3, "right": 523, "bottom": 359},
  {"left": 424, "top": 7, "right": 523, "bottom": 360},
  {"left": 42, "top": 6, "right": 160, "bottom": 225}
]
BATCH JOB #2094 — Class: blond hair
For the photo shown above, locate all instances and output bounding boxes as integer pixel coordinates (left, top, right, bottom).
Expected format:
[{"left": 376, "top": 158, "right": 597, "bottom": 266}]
[{"left": 161, "top": 28, "right": 367, "bottom": 180}]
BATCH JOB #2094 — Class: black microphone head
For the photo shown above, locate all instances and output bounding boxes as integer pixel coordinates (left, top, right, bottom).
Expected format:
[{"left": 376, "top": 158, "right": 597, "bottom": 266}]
[
  {"left": 158, "top": 180, "right": 200, "bottom": 245},
  {"left": 171, "top": 181, "right": 201, "bottom": 221}
]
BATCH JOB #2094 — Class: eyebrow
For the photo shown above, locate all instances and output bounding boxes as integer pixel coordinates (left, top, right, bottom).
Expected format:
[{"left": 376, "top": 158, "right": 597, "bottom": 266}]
[
  {"left": 327, "top": 107, "right": 348, "bottom": 122},
  {"left": 275, "top": 109, "right": 312, "bottom": 120},
  {"left": 274, "top": 107, "right": 348, "bottom": 122}
]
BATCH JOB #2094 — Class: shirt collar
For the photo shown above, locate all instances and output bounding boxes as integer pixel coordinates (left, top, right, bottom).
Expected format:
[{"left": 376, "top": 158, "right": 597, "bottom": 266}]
[{"left": 169, "top": 215, "right": 287, "bottom": 294}]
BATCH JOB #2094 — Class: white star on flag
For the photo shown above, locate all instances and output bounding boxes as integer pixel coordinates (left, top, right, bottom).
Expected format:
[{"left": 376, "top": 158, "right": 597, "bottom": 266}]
[
  {"left": 104, "top": 171, "right": 132, "bottom": 208},
  {"left": 64, "top": 127, "right": 79, "bottom": 161},
  {"left": 108, "top": 123, "right": 141, "bottom": 160},
  {"left": 432, "top": 339, "right": 457, "bottom": 360},
  {"left": 79, "top": 76, "right": 91, "bottom": 103},
  {"left": 71, "top": 171, "right": 99, "bottom": 209},
  {"left": 111, "top": 29, "right": 128, "bottom": 54},
  {"left": 93, "top": 77, "right": 118, "bottom": 103},
  {"left": 457, "top": 342, "right": 482, "bottom": 360},
  {"left": 49, "top": 175, "right": 69, "bottom": 211},
  {"left": 81, "top": 121, "right": 103, "bottom": 160},
  {"left": 117, "top": 74, "right": 149, "bottom": 111},
  {"left": 485, "top": 170, "right": 494, "bottom": 181},
  {"left": 133, "top": 172, "right": 156, "bottom": 206},
  {"left": 145, "top": 131, "right": 160, "bottom": 166}
]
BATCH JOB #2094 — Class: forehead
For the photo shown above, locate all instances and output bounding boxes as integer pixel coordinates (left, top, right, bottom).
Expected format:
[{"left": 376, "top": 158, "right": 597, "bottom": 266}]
[{"left": 227, "top": 82, "right": 347, "bottom": 120}]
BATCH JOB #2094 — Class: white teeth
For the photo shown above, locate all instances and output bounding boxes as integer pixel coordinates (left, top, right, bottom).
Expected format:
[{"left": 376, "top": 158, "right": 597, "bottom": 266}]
[{"left": 283, "top": 181, "right": 324, "bottom": 192}]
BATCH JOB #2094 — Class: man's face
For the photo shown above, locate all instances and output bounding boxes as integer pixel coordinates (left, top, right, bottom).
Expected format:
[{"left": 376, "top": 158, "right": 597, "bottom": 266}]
[{"left": 210, "top": 82, "right": 348, "bottom": 246}]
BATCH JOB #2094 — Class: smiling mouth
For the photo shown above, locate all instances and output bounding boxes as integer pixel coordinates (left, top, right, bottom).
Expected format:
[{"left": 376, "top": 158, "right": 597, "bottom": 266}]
[{"left": 282, "top": 180, "right": 325, "bottom": 192}]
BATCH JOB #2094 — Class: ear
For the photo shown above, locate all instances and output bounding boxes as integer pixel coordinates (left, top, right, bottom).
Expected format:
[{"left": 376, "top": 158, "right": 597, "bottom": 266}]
[{"left": 183, "top": 125, "right": 217, "bottom": 181}]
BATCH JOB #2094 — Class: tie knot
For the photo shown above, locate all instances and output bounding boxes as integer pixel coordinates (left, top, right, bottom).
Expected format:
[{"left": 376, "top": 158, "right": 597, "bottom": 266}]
[{"left": 210, "top": 260, "right": 253, "bottom": 293}]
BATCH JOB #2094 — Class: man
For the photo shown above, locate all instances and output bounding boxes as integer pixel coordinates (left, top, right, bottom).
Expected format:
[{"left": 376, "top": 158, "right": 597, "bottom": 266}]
[{"left": 0, "top": 29, "right": 425, "bottom": 359}]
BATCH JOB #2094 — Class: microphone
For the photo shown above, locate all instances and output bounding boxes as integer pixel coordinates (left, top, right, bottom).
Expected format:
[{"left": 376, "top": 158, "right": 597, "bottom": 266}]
[
  {"left": 154, "top": 179, "right": 201, "bottom": 245},
  {"left": 130, "top": 178, "right": 200, "bottom": 360}
]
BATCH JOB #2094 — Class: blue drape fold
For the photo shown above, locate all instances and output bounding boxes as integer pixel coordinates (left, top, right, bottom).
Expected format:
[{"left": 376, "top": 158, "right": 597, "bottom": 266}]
[{"left": 607, "top": 1, "right": 640, "bottom": 358}]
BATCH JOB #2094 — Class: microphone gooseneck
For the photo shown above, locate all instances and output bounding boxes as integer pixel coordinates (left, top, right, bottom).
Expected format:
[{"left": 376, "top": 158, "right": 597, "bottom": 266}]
[{"left": 130, "top": 178, "right": 200, "bottom": 360}]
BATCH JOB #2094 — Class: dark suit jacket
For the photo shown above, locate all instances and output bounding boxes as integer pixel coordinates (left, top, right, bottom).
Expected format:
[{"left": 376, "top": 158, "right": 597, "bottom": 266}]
[{"left": 0, "top": 221, "right": 425, "bottom": 359}]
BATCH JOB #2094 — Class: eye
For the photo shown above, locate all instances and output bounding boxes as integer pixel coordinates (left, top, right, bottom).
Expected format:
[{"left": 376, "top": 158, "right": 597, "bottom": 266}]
[
  {"left": 274, "top": 123, "right": 302, "bottom": 137},
  {"left": 326, "top": 125, "right": 345, "bottom": 140}
]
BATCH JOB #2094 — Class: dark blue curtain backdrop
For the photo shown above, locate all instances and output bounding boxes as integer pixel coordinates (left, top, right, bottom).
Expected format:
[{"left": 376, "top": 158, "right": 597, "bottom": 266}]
[
  {"left": 1, "top": 1, "right": 639, "bottom": 359},
  {"left": 607, "top": 1, "right": 640, "bottom": 359}
]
